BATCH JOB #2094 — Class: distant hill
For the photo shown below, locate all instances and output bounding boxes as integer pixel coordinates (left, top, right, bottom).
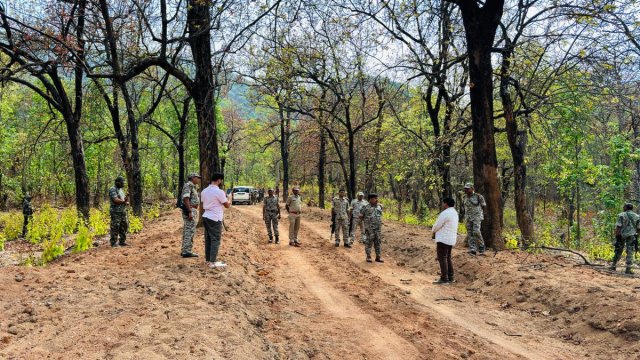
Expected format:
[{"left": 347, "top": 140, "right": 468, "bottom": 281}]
[{"left": 223, "top": 83, "right": 258, "bottom": 119}]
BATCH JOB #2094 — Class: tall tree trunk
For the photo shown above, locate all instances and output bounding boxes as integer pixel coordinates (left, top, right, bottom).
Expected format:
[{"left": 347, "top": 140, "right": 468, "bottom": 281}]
[
  {"left": 187, "top": 0, "right": 220, "bottom": 183},
  {"left": 279, "top": 104, "right": 290, "bottom": 203},
  {"left": 71, "top": 0, "right": 90, "bottom": 222},
  {"left": 348, "top": 129, "right": 356, "bottom": 200},
  {"left": 458, "top": 0, "right": 505, "bottom": 249},
  {"left": 318, "top": 127, "right": 326, "bottom": 209}
]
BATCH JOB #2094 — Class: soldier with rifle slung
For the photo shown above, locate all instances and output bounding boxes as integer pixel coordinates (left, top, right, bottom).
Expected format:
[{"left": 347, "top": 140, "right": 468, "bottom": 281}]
[{"left": 610, "top": 203, "right": 639, "bottom": 274}]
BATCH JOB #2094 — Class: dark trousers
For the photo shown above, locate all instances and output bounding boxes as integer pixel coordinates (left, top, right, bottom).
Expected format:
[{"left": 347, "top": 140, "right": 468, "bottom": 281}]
[
  {"left": 203, "top": 218, "right": 223, "bottom": 263},
  {"left": 436, "top": 242, "right": 454, "bottom": 281}
]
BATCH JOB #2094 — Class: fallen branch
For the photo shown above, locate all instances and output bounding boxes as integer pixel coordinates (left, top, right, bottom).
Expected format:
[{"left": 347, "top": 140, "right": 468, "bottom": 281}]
[
  {"left": 538, "top": 246, "right": 601, "bottom": 266},
  {"left": 435, "top": 297, "right": 463, "bottom": 303},
  {"left": 504, "top": 332, "right": 523, "bottom": 337}
]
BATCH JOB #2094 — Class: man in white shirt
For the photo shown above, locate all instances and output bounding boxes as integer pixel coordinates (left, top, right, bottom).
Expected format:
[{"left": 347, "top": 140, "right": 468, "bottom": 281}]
[
  {"left": 201, "top": 172, "right": 231, "bottom": 268},
  {"left": 431, "top": 198, "right": 459, "bottom": 284}
]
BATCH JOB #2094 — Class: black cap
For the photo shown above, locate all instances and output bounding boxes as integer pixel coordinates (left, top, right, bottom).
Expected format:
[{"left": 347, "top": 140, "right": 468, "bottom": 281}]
[
  {"left": 368, "top": 193, "right": 378, "bottom": 200},
  {"left": 115, "top": 176, "right": 125, "bottom": 183}
]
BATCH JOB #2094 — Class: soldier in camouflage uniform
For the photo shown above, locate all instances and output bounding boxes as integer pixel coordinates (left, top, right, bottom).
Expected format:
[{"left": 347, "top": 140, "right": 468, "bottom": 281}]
[
  {"left": 22, "top": 194, "right": 33, "bottom": 238},
  {"left": 610, "top": 203, "right": 639, "bottom": 274},
  {"left": 108, "top": 176, "right": 129, "bottom": 247},
  {"left": 332, "top": 189, "right": 351, "bottom": 247},
  {"left": 263, "top": 188, "right": 281, "bottom": 244},
  {"left": 181, "top": 173, "right": 201, "bottom": 258},
  {"left": 360, "top": 193, "right": 384, "bottom": 263},
  {"left": 350, "top": 192, "right": 367, "bottom": 244},
  {"left": 463, "top": 183, "right": 486, "bottom": 255}
]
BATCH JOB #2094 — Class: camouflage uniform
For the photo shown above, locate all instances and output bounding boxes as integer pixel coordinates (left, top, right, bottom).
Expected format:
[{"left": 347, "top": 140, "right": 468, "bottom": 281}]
[
  {"left": 332, "top": 196, "right": 350, "bottom": 245},
  {"left": 263, "top": 195, "right": 280, "bottom": 242},
  {"left": 22, "top": 197, "right": 33, "bottom": 238},
  {"left": 464, "top": 192, "right": 486, "bottom": 253},
  {"left": 612, "top": 210, "right": 640, "bottom": 272},
  {"left": 286, "top": 194, "right": 302, "bottom": 245},
  {"left": 181, "top": 180, "right": 200, "bottom": 254},
  {"left": 108, "top": 186, "right": 128, "bottom": 246},
  {"left": 350, "top": 198, "right": 368, "bottom": 244},
  {"left": 360, "top": 203, "right": 383, "bottom": 259}
]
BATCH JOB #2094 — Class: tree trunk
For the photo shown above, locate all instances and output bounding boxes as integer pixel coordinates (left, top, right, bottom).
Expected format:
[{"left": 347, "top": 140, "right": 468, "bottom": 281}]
[
  {"left": 458, "top": 0, "right": 505, "bottom": 249},
  {"left": 318, "top": 127, "right": 326, "bottom": 209},
  {"left": 348, "top": 129, "right": 356, "bottom": 200},
  {"left": 278, "top": 104, "right": 290, "bottom": 203},
  {"left": 188, "top": 0, "right": 220, "bottom": 183}
]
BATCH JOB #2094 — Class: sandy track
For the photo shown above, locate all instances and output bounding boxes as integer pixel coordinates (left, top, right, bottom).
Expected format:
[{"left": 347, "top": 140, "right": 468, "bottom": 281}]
[{"left": 236, "top": 205, "right": 591, "bottom": 360}]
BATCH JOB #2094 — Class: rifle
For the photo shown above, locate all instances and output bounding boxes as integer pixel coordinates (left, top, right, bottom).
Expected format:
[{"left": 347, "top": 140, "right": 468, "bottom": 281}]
[
  {"left": 330, "top": 212, "right": 336, "bottom": 241},
  {"left": 348, "top": 211, "right": 354, "bottom": 238}
]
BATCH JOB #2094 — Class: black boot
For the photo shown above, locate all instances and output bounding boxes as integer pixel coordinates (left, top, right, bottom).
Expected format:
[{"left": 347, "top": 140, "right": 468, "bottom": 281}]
[
  {"left": 268, "top": 236, "right": 273, "bottom": 244},
  {"left": 275, "top": 236, "right": 279, "bottom": 244}
]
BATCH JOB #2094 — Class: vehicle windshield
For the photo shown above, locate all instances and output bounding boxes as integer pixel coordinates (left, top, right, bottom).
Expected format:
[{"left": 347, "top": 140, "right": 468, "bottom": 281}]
[{"left": 233, "top": 187, "right": 250, "bottom": 193}]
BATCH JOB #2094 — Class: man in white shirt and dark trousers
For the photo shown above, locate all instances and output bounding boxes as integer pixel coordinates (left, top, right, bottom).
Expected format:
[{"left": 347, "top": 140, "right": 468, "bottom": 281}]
[
  {"left": 431, "top": 198, "right": 459, "bottom": 284},
  {"left": 201, "top": 172, "right": 230, "bottom": 269}
]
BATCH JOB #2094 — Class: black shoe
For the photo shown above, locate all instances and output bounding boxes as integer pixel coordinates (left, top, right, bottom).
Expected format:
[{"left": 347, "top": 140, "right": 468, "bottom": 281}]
[
  {"left": 119, "top": 243, "right": 129, "bottom": 247},
  {"left": 433, "top": 279, "right": 449, "bottom": 285},
  {"left": 375, "top": 258, "right": 384, "bottom": 263},
  {"left": 366, "top": 257, "right": 373, "bottom": 263},
  {"left": 469, "top": 250, "right": 477, "bottom": 256},
  {"left": 294, "top": 242, "right": 302, "bottom": 247},
  {"left": 448, "top": 279, "right": 456, "bottom": 284},
  {"left": 275, "top": 237, "right": 279, "bottom": 244},
  {"left": 335, "top": 243, "right": 340, "bottom": 247},
  {"left": 181, "top": 252, "right": 199, "bottom": 258},
  {"left": 289, "top": 242, "right": 295, "bottom": 246},
  {"left": 268, "top": 239, "right": 273, "bottom": 244},
  {"left": 111, "top": 243, "right": 119, "bottom": 248},
  {"left": 345, "top": 244, "right": 352, "bottom": 248}
]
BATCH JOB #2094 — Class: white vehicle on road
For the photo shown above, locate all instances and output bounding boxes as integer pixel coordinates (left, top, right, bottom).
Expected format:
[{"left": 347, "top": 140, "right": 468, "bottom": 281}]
[{"left": 231, "top": 186, "right": 254, "bottom": 205}]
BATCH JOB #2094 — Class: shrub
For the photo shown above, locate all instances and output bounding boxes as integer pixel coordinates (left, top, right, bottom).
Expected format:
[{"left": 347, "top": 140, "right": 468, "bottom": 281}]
[
  {"left": 73, "top": 224, "right": 93, "bottom": 253},
  {"left": 60, "top": 207, "right": 79, "bottom": 234},
  {"left": 504, "top": 229, "right": 521, "bottom": 250},
  {"left": 89, "top": 208, "right": 109, "bottom": 236},
  {"left": 1, "top": 211, "right": 23, "bottom": 241},
  {"left": 128, "top": 214, "right": 143, "bottom": 234},
  {"left": 40, "top": 222, "right": 65, "bottom": 264},
  {"left": 144, "top": 205, "right": 160, "bottom": 221},
  {"left": 0, "top": 233, "right": 5, "bottom": 251},
  {"left": 27, "top": 205, "right": 58, "bottom": 244}
]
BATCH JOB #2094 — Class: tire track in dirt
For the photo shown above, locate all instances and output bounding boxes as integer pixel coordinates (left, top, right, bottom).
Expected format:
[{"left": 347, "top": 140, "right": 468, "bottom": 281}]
[
  {"left": 236, "top": 206, "right": 423, "bottom": 360},
  {"left": 292, "top": 210, "right": 586, "bottom": 360}
]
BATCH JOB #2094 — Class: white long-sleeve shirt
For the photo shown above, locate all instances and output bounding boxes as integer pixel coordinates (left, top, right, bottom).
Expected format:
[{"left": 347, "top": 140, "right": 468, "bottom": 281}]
[{"left": 432, "top": 207, "right": 459, "bottom": 246}]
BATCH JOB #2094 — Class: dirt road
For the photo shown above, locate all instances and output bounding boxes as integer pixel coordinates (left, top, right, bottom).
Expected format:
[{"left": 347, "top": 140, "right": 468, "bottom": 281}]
[{"left": 1, "top": 205, "right": 639, "bottom": 359}]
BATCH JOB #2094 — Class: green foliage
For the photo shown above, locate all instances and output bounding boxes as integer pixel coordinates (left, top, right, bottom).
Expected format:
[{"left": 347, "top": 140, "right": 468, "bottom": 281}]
[
  {"left": 60, "top": 207, "right": 79, "bottom": 234},
  {"left": 0, "top": 233, "right": 5, "bottom": 251},
  {"left": 89, "top": 208, "right": 109, "bottom": 236},
  {"left": 40, "top": 223, "right": 65, "bottom": 264},
  {"left": 504, "top": 229, "right": 521, "bottom": 250},
  {"left": 73, "top": 224, "right": 93, "bottom": 253},
  {"left": 0, "top": 211, "right": 23, "bottom": 241},
  {"left": 143, "top": 205, "right": 160, "bottom": 221},
  {"left": 128, "top": 214, "right": 143, "bottom": 234},
  {"left": 27, "top": 205, "right": 58, "bottom": 244}
]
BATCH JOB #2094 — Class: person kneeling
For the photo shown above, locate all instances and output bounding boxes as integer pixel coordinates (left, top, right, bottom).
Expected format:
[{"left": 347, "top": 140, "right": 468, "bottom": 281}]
[{"left": 431, "top": 198, "right": 459, "bottom": 284}]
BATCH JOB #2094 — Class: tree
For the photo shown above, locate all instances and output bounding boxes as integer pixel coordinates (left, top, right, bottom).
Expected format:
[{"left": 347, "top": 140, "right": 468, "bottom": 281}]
[{"left": 0, "top": 0, "right": 91, "bottom": 220}]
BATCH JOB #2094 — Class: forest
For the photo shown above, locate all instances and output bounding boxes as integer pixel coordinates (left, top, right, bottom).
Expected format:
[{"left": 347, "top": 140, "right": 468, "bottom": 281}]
[{"left": 0, "top": 0, "right": 638, "bottom": 262}]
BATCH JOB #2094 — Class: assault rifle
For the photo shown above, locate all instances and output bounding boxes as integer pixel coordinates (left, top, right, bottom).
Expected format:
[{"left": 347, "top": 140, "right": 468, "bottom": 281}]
[{"left": 330, "top": 212, "right": 336, "bottom": 242}]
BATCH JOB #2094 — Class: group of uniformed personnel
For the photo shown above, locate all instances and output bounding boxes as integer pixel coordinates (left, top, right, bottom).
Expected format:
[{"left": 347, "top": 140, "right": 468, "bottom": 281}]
[{"left": 16, "top": 174, "right": 637, "bottom": 275}]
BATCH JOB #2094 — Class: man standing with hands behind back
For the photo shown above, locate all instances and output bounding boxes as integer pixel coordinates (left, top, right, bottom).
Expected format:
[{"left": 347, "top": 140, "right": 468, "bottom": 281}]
[
  {"left": 109, "top": 176, "right": 129, "bottom": 247},
  {"left": 286, "top": 187, "right": 303, "bottom": 247},
  {"left": 201, "top": 173, "right": 231, "bottom": 269}
]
